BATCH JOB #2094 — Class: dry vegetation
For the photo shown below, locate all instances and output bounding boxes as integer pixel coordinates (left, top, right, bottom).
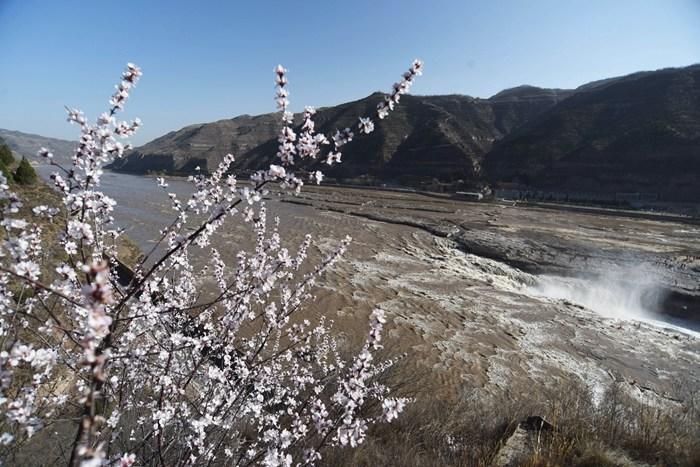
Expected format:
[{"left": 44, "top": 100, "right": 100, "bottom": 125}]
[{"left": 321, "top": 358, "right": 700, "bottom": 467}]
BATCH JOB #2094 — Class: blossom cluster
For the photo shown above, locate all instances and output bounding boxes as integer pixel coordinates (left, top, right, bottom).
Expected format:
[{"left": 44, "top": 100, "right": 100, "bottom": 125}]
[
  {"left": 263, "top": 60, "right": 424, "bottom": 187},
  {"left": 0, "top": 60, "right": 421, "bottom": 466},
  {"left": 377, "top": 59, "right": 423, "bottom": 119}
]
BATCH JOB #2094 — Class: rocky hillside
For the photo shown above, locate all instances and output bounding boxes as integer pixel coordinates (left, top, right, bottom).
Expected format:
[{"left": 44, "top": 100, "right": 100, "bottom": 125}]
[
  {"left": 484, "top": 65, "right": 700, "bottom": 201},
  {"left": 0, "top": 129, "right": 75, "bottom": 165},
  {"left": 109, "top": 87, "right": 571, "bottom": 186},
  {"left": 26, "top": 64, "right": 698, "bottom": 201}
]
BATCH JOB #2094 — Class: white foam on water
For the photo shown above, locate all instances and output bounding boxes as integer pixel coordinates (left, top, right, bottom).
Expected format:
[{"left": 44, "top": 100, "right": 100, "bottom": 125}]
[{"left": 526, "top": 269, "right": 699, "bottom": 338}]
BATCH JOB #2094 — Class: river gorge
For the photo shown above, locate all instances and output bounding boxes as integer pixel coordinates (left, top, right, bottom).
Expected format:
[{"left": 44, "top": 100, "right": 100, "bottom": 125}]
[{"left": 38, "top": 167, "right": 700, "bottom": 408}]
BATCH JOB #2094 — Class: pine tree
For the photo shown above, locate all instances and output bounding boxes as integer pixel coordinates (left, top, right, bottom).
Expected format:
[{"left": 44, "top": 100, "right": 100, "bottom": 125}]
[{"left": 14, "top": 157, "right": 37, "bottom": 185}]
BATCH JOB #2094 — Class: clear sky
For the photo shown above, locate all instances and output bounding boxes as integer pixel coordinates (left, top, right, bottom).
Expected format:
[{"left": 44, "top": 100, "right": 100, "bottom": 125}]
[{"left": 1, "top": 0, "right": 699, "bottom": 145}]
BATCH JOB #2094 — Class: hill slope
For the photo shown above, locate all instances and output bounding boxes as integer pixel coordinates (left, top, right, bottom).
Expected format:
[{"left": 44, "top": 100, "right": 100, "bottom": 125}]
[
  {"left": 484, "top": 65, "right": 700, "bottom": 201},
  {"left": 0, "top": 129, "right": 75, "bottom": 165},
  {"left": 109, "top": 88, "right": 571, "bottom": 186}
]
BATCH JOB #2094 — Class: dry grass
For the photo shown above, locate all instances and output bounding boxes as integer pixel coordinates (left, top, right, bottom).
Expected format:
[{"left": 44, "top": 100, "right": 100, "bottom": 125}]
[{"left": 320, "top": 359, "right": 700, "bottom": 467}]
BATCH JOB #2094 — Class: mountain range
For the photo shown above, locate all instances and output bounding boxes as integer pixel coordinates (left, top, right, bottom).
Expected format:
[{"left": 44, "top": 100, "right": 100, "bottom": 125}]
[
  {"left": 0, "top": 128, "right": 76, "bottom": 165},
  {"left": 108, "top": 86, "right": 573, "bottom": 187},
  {"left": 485, "top": 65, "right": 700, "bottom": 202},
  {"left": 4, "top": 64, "right": 699, "bottom": 201}
]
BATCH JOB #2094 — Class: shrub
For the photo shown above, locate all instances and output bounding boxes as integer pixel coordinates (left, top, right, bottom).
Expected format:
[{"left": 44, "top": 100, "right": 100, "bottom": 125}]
[
  {"left": 0, "top": 159, "right": 12, "bottom": 183},
  {"left": 0, "top": 60, "right": 423, "bottom": 466},
  {"left": 0, "top": 144, "right": 14, "bottom": 166},
  {"left": 13, "top": 157, "right": 37, "bottom": 185},
  {"left": 368, "top": 379, "right": 697, "bottom": 466}
]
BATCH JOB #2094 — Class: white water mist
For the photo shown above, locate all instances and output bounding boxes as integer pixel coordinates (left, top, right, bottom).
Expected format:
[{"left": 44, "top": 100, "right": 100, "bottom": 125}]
[{"left": 528, "top": 267, "right": 666, "bottom": 321}]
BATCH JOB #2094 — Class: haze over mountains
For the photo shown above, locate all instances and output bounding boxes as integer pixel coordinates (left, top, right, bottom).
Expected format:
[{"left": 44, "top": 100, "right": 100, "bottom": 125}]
[
  {"left": 0, "top": 129, "right": 75, "bottom": 165},
  {"left": 4, "top": 64, "right": 699, "bottom": 201}
]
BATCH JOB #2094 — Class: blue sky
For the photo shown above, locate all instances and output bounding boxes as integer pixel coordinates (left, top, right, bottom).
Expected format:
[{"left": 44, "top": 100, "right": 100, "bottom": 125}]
[{"left": 1, "top": 0, "right": 699, "bottom": 145}]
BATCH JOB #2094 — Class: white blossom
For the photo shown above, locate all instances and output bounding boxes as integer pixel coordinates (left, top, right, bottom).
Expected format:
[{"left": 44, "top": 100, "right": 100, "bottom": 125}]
[
  {"left": 310, "top": 170, "right": 323, "bottom": 185},
  {"left": 37, "top": 147, "right": 53, "bottom": 159},
  {"left": 119, "top": 453, "right": 136, "bottom": 467},
  {"left": 382, "top": 398, "right": 407, "bottom": 422},
  {"left": 358, "top": 117, "right": 375, "bottom": 134},
  {"left": 0, "top": 59, "right": 423, "bottom": 466},
  {"left": 14, "top": 261, "right": 40, "bottom": 280}
]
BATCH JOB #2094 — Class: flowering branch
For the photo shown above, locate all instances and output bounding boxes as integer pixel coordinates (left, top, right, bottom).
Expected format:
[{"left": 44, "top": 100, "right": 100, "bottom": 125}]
[{"left": 0, "top": 59, "right": 423, "bottom": 466}]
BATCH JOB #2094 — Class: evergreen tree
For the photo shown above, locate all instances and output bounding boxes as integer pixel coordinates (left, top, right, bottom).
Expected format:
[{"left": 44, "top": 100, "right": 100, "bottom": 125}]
[
  {"left": 0, "top": 144, "right": 14, "bottom": 166},
  {"left": 14, "top": 157, "right": 37, "bottom": 185}
]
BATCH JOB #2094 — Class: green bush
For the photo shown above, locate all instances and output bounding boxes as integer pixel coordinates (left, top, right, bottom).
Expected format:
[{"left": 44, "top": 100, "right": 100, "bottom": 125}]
[
  {"left": 0, "top": 159, "right": 13, "bottom": 182},
  {"left": 13, "top": 158, "right": 37, "bottom": 185},
  {"left": 0, "top": 144, "right": 14, "bottom": 166}
]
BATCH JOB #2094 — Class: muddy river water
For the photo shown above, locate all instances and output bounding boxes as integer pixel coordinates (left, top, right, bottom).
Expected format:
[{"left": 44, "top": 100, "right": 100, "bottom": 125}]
[{"left": 38, "top": 167, "right": 700, "bottom": 405}]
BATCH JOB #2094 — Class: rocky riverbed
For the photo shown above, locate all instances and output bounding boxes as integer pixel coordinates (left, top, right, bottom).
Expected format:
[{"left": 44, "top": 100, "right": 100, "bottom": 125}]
[
  {"left": 270, "top": 186, "right": 700, "bottom": 406},
  {"left": 51, "top": 169, "right": 700, "bottom": 408}
]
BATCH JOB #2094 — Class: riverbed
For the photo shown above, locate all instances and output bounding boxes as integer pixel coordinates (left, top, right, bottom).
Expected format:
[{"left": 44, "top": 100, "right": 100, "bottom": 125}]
[{"left": 37, "top": 166, "right": 700, "bottom": 405}]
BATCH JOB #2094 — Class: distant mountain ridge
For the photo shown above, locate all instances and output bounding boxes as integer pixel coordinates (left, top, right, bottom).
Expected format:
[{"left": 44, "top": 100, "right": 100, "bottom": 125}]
[
  {"left": 7, "top": 64, "right": 700, "bottom": 201},
  {"left": 109, "top": 86, "right": 571, "bottom": 186},
  {"left": 485, "top": 64, "right": 700, "bottom": 201},
  {"left": 0, "top": 129, "right": 75, "bottom": 165}
]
